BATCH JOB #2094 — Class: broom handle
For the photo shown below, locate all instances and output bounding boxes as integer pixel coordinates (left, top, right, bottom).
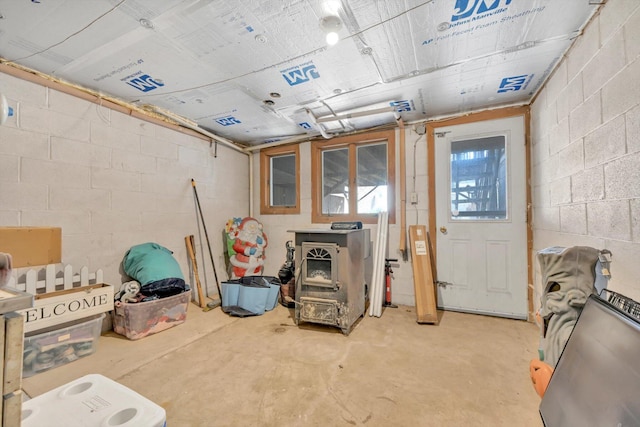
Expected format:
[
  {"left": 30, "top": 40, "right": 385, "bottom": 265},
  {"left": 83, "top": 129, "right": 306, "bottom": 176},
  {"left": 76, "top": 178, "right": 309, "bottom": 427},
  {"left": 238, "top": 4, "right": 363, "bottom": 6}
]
[{"left": 191, "top": 179, "right": 222, "bottom": 298}]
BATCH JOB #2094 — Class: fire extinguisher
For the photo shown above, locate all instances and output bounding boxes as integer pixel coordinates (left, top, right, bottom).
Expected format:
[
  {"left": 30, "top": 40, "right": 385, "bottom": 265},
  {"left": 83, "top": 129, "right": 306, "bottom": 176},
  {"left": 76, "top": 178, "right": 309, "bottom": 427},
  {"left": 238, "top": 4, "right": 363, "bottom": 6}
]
[{"left": 384, "top": 258, "right": 398, "bottom": 308}]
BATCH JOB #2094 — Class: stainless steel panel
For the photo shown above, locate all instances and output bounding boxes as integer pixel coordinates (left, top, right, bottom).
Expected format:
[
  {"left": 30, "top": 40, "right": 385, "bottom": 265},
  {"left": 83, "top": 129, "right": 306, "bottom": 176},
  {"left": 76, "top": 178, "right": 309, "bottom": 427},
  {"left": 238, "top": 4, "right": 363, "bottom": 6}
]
[{"left": 540, "top": 295, "right": 640, "bottom": 426}]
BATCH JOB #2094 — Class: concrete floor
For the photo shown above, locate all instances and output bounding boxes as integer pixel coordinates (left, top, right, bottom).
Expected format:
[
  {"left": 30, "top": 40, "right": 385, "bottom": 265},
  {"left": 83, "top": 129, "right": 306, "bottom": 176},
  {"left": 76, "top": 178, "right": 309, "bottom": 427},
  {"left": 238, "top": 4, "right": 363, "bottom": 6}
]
[{"left": 23, "top": 303, "right": 544, "bottom": 426}]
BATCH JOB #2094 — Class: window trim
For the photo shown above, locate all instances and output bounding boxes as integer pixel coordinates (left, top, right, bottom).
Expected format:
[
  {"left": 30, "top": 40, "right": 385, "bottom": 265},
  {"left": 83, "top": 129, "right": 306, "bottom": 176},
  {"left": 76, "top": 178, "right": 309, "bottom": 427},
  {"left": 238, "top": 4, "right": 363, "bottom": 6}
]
[
  {"left": 260, "top": 144, "right": 300, "bottom": 215},
  {"left": 311, "top": 129, "right": 396, "bottom": 224}
]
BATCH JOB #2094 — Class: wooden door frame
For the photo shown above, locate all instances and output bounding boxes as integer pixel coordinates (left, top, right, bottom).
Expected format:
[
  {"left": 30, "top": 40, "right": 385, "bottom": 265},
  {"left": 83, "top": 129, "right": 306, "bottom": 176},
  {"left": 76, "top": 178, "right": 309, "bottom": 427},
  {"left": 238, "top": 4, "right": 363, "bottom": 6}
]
[{"left": 426, "top": 106, "right": 533, "bottom": 321}]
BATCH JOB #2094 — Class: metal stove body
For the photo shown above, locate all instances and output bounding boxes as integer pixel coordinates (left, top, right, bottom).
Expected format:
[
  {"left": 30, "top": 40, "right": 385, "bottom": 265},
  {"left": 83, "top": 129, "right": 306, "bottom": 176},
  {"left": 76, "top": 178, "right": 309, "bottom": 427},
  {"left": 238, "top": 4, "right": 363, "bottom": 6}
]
[{"left": 290, "top": 229, "right": 371, "bottom": 335}]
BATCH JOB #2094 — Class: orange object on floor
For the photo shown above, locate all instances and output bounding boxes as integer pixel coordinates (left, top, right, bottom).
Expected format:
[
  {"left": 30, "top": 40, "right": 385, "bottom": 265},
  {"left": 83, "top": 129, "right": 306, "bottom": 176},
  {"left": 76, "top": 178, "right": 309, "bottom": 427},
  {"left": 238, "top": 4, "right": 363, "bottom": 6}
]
[{"left": 530, "top": 359, "right": 554, "bottom": 398}]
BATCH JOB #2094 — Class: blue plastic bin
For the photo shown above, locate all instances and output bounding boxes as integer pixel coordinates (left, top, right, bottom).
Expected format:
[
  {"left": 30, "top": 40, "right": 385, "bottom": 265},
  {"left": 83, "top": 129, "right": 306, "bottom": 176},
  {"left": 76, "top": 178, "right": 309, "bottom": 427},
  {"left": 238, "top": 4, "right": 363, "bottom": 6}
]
[{"left": 221, "top": 276, "right": 281, "bottom": 316}]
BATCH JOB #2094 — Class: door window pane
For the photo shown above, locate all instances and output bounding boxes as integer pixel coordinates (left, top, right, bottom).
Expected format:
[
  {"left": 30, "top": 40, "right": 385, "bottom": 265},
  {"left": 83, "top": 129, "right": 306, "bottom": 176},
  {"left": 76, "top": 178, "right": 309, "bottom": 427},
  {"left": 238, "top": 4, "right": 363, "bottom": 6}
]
[
  {"left": 322, "top": 148, "right": 349, "bottom": 214},
  {"left": 270, "top": 154, "right": 296, "bottom": 207},
  {"left": 356, "top": 143, "right": 388, "bottom": 214},
  {"left": 450, "top": 136, "right": 507, "bottom": 220}
]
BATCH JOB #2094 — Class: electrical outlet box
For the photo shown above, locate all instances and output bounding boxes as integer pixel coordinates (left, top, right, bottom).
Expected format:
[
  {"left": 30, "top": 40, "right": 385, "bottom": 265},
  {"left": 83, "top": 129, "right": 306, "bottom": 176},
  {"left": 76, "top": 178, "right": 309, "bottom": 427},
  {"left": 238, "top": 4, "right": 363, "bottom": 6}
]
[{"left": 410, "top": 192, "right": 418, "bottom": 204}]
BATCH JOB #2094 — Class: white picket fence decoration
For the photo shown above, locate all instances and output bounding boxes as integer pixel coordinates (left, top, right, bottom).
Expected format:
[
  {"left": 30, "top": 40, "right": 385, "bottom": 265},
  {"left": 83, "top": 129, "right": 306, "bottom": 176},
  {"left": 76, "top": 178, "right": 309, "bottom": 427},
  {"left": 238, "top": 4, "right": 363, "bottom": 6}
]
[
  {"left": 6, "top": 264, "right": 113, "bottom": 333},
  {"left": 7, "top": 264, "right": 104, "bottom": 295}
]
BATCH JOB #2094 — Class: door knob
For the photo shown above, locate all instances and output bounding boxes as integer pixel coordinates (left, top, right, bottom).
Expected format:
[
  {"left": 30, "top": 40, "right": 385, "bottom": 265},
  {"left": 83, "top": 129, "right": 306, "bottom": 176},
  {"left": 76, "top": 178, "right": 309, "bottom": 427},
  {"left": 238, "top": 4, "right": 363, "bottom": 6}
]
[{"left": 439, "top": 226, "right": 447, "bottom": 234}]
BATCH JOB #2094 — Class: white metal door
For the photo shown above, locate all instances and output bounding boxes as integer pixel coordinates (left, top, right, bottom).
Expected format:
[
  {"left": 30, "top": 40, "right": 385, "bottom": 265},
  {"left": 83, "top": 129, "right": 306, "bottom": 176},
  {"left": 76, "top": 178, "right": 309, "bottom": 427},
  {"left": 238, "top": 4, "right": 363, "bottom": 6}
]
[{"left": 434, "top": 116, "right": 527, "bottom": 319}]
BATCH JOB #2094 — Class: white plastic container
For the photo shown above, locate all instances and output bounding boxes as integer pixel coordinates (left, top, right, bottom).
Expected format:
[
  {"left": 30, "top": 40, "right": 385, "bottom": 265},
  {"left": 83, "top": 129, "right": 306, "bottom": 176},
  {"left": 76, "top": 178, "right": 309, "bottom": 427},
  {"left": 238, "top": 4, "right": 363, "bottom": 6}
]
[{"left": 22, "top": 374, "right": 166, "bottom": 427}]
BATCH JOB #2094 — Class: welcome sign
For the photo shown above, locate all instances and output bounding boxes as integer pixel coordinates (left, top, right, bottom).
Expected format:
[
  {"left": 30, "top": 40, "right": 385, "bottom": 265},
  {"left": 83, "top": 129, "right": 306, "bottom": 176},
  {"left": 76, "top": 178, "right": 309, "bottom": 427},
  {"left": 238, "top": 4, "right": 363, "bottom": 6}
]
[{"left": 19, "top": 284, "right": 114, "bottom": 333}]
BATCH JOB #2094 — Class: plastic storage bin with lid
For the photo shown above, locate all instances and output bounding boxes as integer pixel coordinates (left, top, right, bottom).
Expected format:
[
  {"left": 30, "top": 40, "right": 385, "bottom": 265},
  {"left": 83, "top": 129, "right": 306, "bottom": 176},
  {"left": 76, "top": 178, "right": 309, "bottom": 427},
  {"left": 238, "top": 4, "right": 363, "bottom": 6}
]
[
  {"left": 112, "top": 290, "right": 191, "bottom": 340},
  {"left": 22, "top": 313, "right": 104, "bottom": 378}
]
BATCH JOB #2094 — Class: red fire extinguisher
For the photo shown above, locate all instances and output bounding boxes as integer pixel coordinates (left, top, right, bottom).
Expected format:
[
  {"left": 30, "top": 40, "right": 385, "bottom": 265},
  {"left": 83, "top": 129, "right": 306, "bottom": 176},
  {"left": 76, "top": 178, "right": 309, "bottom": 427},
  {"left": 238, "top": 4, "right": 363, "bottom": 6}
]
[{"left": 384, "top": 258, "right": 398, "bottom": 308}]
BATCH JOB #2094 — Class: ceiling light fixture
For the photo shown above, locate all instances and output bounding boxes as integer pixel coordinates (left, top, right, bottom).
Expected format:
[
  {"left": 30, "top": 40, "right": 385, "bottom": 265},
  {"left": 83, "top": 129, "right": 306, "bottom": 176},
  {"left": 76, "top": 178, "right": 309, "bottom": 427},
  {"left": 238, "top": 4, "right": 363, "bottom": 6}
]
[{"left": 319, "top": 15, "right": 342, "bottom": 46}]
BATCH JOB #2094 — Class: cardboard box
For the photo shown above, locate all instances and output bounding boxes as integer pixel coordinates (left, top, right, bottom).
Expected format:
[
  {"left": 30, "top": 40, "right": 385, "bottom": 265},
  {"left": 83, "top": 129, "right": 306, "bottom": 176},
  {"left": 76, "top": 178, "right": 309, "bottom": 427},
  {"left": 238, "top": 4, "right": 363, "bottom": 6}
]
[{"left": 0, "top": 227, "right": 62, "bottom": 267}]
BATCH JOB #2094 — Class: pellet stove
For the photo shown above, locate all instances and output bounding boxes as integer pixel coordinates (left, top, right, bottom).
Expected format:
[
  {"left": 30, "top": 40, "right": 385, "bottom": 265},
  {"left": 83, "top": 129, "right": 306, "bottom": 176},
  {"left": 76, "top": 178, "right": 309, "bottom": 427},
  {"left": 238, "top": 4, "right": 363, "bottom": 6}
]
[{"left": 289, "top": 229, "right": 371, "bottom": 335}]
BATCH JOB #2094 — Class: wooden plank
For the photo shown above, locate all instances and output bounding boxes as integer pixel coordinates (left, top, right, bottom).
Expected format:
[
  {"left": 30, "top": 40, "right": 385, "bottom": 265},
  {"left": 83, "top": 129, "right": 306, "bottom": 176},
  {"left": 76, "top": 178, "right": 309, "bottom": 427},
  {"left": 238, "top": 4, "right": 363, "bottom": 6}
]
[
  {"left": 186, "top": 235, "right": 206, "bottom": 309},
  {"left": 2, "top": 390, "right": 22, "bottom": 427},
  {"left": 524, "top": 108, "right": 535, "bottom": 321},
  {"left": 426, "top": 232, "right": 438, "bottom": 289},
  {"left": 409, "top": 225, "right": 438, "bottom": 324},
  {"left": 3, "top": 313, "right": 23, "bottom": 396},
  {"left": 0, "top": 63, "right": 210, "bottom": 143}
]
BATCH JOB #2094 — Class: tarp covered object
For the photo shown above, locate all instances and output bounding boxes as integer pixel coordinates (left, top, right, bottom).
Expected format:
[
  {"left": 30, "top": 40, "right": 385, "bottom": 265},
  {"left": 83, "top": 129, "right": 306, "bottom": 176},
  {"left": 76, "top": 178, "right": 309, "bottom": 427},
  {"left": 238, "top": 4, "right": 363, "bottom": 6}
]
[{"left": 123, "top": 242, "right": 184, "bottom": 285}]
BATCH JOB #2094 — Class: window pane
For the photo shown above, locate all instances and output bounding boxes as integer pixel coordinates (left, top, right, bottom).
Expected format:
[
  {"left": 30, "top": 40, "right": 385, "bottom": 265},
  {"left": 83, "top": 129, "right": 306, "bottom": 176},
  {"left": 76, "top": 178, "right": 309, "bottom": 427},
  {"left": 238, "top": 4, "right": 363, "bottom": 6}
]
[
  {"left": 357, "top": 143, "right": 388, "bottom": 214},
  {"left": 322, "top": 148, "right": 349, "bottom": 214},
  {"left": 450, "top": 136, "right": 507, "bottom": 220},
  {"left": 270, "top": 154, "right": 297, "bottom": 207}
]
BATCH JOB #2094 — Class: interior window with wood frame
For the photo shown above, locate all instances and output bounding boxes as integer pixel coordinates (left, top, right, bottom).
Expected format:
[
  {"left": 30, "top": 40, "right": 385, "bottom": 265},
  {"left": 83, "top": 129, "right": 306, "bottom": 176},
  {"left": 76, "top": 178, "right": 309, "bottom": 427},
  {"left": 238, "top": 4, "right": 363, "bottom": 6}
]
[
  {"left": 311, "top": 129, "right": 395, "bottom": 224},
  {"left": 260, "top": 144, "right": 300, "bottom": 214}
]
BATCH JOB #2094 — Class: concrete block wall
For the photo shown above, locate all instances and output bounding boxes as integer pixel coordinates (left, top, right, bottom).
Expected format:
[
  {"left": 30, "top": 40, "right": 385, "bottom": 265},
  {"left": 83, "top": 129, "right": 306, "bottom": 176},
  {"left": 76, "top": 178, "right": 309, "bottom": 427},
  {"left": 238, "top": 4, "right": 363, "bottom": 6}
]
[
  {"left": 0, "top": 72, "right": 249, "bottom": 293},
  {"left": 530, "top": 0, "right": 640, "bottom": 307}
]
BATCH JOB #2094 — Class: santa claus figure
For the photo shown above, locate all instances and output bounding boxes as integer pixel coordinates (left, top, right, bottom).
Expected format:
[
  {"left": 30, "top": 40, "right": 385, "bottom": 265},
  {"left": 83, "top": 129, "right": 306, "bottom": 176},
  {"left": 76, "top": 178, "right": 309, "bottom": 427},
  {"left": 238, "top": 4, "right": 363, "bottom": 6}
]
[{"left": 227, "top": 217, "right": 268, "bottom": 279}]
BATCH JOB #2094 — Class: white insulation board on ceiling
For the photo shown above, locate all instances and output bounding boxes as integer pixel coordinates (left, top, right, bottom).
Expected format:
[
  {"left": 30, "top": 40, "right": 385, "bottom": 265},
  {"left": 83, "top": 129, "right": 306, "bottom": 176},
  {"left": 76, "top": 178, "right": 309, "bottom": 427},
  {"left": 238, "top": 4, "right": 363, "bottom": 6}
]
[
  {"left": 356, "top": 0, "right": 593, "bottom": 83},
  {"left": 0, "top": 0, "right": 600, "bottom": 144},
  {"left": 0, "top": 0, "right": 184, "bottom": 73}
]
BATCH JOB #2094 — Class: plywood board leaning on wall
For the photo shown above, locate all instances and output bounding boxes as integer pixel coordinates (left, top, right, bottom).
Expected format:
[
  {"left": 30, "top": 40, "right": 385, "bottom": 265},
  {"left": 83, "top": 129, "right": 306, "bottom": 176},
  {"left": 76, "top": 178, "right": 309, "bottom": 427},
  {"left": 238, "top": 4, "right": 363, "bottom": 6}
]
[
  {"left": 409, "top": 225, "right": 438, "bottom": 324},
  {"left": 0, "top": 227, "right": 62, "bottom": 268}
]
